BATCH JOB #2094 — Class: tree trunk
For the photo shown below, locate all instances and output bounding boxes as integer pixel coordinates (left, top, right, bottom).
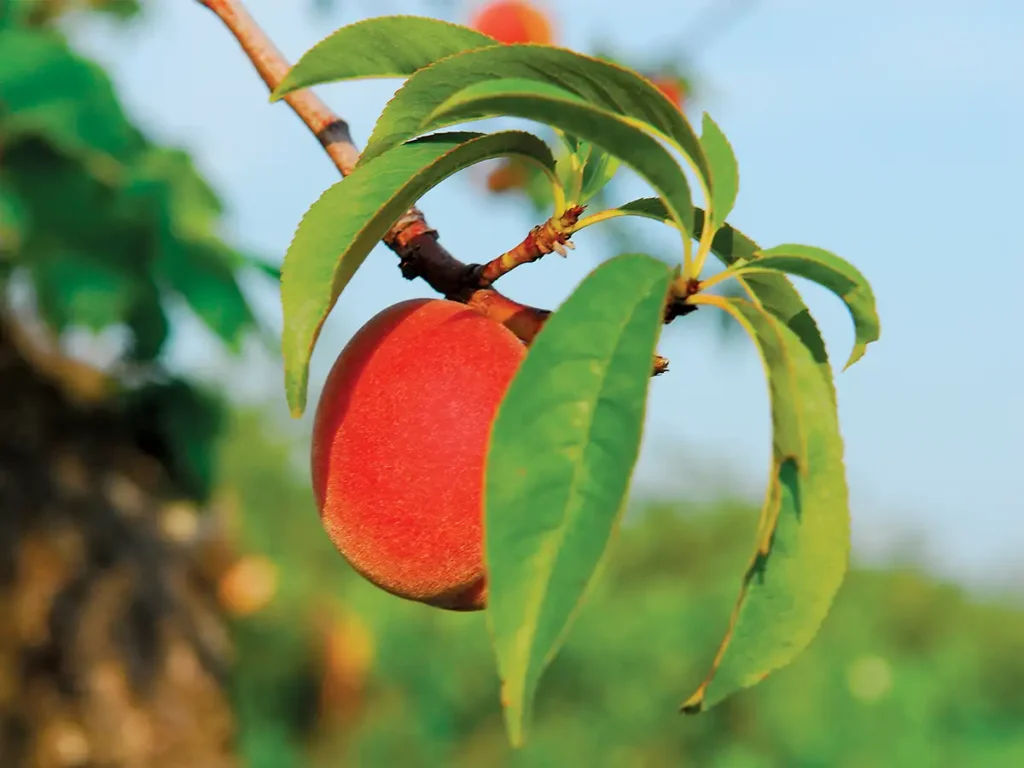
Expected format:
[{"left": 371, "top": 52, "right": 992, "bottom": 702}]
[{"left": 0, "top": 315, "right": 236, "bottom": 767}]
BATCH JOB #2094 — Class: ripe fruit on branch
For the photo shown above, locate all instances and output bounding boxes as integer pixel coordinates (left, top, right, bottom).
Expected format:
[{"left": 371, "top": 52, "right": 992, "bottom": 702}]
[
  {"left": 311, "top": 299, "right": 526, "bottom": 611},
  {"left": 470, "top": 0, "right": 554, "bottom": 45}
]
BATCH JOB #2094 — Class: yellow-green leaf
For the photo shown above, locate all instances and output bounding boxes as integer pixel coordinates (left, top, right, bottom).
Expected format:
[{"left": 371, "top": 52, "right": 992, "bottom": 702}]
[
  {"left": 740, "top": 243, "right": 880, "bottom": 369},
  {"left": 699, "top": 113, "right": 739, "bottom": 229}
]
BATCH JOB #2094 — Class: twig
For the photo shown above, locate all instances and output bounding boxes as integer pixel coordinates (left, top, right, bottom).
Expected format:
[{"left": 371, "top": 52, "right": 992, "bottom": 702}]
[{"left": 474, "top": 205, "right": 585, "bottom": 288}]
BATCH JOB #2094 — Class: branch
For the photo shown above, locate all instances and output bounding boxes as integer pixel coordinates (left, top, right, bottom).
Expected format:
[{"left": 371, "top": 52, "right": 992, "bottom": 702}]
[
  {"left": 197, "top": 0, "right": 551, "bottom": 342},
  {"left": 195, "top": 0, "right": 670, "bottom": 367}
]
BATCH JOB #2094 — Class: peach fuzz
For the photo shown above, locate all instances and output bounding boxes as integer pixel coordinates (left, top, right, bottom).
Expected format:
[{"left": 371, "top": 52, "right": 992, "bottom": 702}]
[{"left": 311, "top": 299, "right": 526, "bottom": 611}]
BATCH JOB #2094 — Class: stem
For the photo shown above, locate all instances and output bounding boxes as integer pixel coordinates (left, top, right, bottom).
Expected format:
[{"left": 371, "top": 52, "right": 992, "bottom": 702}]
[
  {"left": 475, "top": 206, "right": 586, "bottom": 288},
  {"left": 682, "top": 230, "right": 694, "bottom": 275},
  {"left": 686, "top": 292, "right": 728, "bottom": 310},
  {"left": 689, "top": 221, "right": 715, "bottom": 278}
]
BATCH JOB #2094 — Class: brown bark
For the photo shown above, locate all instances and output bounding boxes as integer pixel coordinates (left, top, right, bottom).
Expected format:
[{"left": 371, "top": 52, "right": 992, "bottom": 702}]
[{"left": 0, "top": 317, "right": 236, "bottom": 768}]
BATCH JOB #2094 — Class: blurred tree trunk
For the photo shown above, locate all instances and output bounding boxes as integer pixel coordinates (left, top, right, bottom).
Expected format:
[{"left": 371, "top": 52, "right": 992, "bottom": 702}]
[{"left": 0, "top": 314, "right": 237, "bottom": 768}]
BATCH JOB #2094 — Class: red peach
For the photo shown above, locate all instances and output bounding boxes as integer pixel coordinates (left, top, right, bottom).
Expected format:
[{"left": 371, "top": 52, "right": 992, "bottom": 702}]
[
  {"left": 311, "top": 299, "right": 525, "bottom": 611},
  {"left": 469, "top": 0, "right": 554, "bottom": 46}
]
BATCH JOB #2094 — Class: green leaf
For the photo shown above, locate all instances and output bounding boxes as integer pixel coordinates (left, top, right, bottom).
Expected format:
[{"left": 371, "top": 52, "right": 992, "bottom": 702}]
[
  {"left": 485, "top": 253, "right": 671, "bottom": 746},
  {"left": 738, "top": 244, "right": 880, "bottom": 369},
  {"left": 699, "top": 114, "right": 739, "bottom": 228},
  {"left": 425, "top": 78, "right": 695, "bottom": 236},
  {"left": 271, "top": 16, "right": 497, "bottom": 100},
  {"left": 358, "top": 42, "right": 710, "bottom": 193},
  {"left": 594, "top": 197, "right": 834, "bottom": 397},
  {"left": 280, "top": 130, "right": 556, "bottom": 417},
  {"left": 682, "top": 296, "right": 849, "bottom": 713}
]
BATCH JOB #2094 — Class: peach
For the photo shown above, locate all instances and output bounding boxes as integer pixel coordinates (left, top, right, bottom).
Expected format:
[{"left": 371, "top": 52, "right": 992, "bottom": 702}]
[
  {"left": 311, "top": 299, "right": 526, "bottom": 611},
  {"left": 470, "top": 0, "right": 554, "bottom": 46}
]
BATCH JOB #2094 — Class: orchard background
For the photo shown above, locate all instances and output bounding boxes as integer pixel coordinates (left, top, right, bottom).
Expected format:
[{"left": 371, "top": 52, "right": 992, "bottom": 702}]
[{"left": 1, "top": 0, "right": 1022, "bottom": 766}]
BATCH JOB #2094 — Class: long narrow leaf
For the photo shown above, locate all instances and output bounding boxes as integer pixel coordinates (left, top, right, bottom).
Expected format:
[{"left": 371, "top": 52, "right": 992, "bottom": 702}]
[
  {"left": 699, "top": 114, "right": 739, "bottom": 229},
  {"left": 682, "top": 296, "right": 849, "bottom": 713},
  {"left": 271, "top": 16, "right": 497, "bottom": 98},
  {"left": 486, "top": 253, "right": 672, "bottom": 746}
]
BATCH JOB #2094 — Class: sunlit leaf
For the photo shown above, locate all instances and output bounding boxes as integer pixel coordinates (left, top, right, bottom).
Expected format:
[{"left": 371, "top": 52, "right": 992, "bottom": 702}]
[
  {"left": 486, "top": 253, "right": 672, "bottom": 746},
  {"left": 358, "top": 42, "right": 710, "bottom": 194},
  {"left": 425, "top": 78, "right": 695, "bottom": 236},
  {"left": 271, "top": 16, "right": 497, "bottom": 99},
  {"left": 682, "top": 296, "right": 849, "bottom": 713},
  {"left": 280, "top": 130, "right": 556, "bottom": 416}
]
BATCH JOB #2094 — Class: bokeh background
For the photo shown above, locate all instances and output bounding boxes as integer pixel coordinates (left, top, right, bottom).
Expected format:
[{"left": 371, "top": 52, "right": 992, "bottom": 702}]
[{"left": 1, "top": 0, "right": 1021, "bottom": 766}]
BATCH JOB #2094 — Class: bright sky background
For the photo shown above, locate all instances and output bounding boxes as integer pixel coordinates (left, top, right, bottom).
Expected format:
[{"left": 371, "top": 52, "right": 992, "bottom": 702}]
[{"left": 71, "top": 0, "right": 1023, "bottom": 591}]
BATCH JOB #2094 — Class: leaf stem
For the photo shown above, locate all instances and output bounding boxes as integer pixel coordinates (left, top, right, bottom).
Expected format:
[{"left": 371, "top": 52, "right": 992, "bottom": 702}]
[
  {"left": 567, "top": 207, "right": 632, "bottom": 234},
  {"left": 475, "top": 206, "right": 586, "bottom": 288},
  {"left": 689, "top": 222, "right": 715, "bottom": 279}
]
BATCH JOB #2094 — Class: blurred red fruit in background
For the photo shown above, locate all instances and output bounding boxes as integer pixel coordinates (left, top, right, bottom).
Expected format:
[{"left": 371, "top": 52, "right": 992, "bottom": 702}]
[
  {"left": 651, "top": 76, "right": 686, "bottom": 109},
  {"left": 486, "top": 159, "right": 530, "bottom": 193},
  {"left": 469, "top": 0, "right": 555, "bottom": 45}
]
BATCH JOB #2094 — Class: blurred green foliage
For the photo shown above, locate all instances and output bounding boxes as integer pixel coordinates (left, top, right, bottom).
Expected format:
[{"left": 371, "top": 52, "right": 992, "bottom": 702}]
[
  {"left": 0, "top": 0, "right": 270, "bottom": 500},
  {"left": 0, "top": 5, "right": 259, "bottom": 358},
  {"left": 220, "top": 409, "right": 1024, "bottom": 767}
]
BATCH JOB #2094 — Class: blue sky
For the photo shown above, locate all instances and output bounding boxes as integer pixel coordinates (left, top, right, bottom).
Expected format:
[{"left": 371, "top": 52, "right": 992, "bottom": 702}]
[{"left": 72, "top": 0, "right": 1023, "bottom": 590}]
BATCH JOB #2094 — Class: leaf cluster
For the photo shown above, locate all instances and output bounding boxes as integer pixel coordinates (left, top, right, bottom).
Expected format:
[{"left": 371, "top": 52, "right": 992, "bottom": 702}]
[{"left": 272, "top": 14, "right": 881, "bottom": 745}]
